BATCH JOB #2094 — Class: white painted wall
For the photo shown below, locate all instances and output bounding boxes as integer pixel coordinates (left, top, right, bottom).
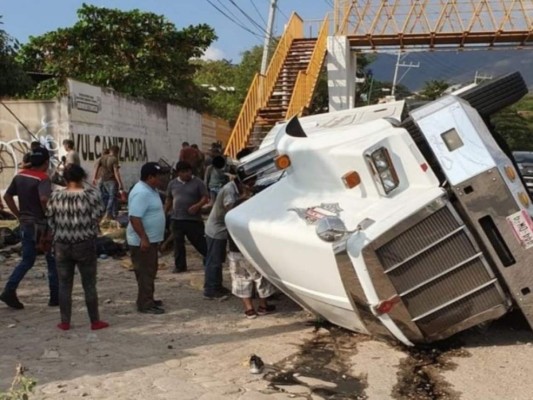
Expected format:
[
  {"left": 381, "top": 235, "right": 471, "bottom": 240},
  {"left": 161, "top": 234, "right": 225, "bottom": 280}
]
[
  {"left": 0, "top": 80, "right": 206, "bottom": 193},
  {"left": 68, "top": 79, "right": 202, "bottom": 189},
  {"left": 0, "top": 99, "right": 69, "bottom": 190}
]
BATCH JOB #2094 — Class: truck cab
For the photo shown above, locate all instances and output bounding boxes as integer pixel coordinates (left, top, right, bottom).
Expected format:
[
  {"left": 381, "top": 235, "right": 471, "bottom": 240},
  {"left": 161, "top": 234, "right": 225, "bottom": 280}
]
[{"left": 226, "top": 73, "right": 532, "bottom": 345}]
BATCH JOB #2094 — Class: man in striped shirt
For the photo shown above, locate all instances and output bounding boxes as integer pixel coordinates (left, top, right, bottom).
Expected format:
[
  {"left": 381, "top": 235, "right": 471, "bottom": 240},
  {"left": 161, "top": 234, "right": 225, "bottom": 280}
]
[{"left": 0, "top": 145, "right": 58, "bottom": 309}]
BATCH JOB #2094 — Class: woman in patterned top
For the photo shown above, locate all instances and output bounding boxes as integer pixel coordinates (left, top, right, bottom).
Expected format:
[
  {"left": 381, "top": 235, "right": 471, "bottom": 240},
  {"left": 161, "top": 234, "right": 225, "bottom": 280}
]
[{"left": 47, "top": 164, "right": 109, "bottom": 331}]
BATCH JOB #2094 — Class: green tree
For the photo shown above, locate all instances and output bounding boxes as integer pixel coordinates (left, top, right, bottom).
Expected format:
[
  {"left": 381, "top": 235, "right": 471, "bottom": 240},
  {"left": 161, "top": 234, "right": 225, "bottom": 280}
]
[
  {"left": 233, "top": 45, "right": 264, "bottom": 95},
  {"left": 418, "top": 79, "right": 450, "bottom": 100},
  {"left": 16, "top": 5, "right": 216, "bottom": 110},
  {"left": 193, "top": 44, "right": 266, "bottom": 123},
  {"left": 193, "top": 59, "right": 240, "bottom": 122},
  {"left": 0, "top": 17, "right": 32, "bottom": 97},
  {"left": 491, "top": 105, "right": 533, "bottom": 151}
]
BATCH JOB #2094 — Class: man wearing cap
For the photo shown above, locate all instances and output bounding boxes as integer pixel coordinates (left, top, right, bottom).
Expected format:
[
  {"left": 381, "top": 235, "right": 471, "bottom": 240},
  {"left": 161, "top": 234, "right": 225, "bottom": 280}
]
[
  {"left": 164, "top": 161, "right": 209, "bottom": 273},
  {"left": 1, "top": 145, "right": 59, "bottom": 309},
  {"left": 127, "top": 162, "right": 166, "bottom": 314}
]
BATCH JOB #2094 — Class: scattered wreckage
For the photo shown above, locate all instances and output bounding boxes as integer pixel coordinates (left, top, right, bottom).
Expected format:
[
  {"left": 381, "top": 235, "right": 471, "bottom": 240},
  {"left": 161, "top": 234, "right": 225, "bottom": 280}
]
[{"left": 226, "top": 72, "right": 533, "bottom": 346}]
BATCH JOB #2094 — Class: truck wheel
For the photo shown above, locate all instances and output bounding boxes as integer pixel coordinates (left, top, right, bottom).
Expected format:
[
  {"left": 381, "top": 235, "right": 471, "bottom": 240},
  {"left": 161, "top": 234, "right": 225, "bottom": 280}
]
[
  {"left": 458, "top": 72, "right": 528, "bottom": 117},
  {"left": 402, "top": 72, "right": 528, "bottom": 144}
]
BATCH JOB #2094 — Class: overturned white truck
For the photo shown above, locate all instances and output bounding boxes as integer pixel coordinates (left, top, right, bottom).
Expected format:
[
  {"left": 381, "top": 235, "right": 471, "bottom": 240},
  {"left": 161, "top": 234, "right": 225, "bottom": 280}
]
[{"left": 226, "top": 72, "right": 533, "bottom": 346}]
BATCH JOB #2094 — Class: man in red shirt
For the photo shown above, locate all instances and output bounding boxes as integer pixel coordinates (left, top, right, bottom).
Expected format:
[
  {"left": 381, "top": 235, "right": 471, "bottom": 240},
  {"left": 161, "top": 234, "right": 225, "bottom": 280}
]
[{"left": 1, "top": 145, "right": 58, "bottom": 309}]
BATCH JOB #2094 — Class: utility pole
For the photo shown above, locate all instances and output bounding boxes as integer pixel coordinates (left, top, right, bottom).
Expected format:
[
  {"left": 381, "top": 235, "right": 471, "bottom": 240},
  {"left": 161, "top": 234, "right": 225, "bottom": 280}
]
[
  {"left": 474, "top": 71, "right": 492, "bottom": 84},
  {"left": 260, "top": 0, "right": 278, "bottom": 75},
  {"left": 391, "top": 50, "right": 420, "bottom": 98}
]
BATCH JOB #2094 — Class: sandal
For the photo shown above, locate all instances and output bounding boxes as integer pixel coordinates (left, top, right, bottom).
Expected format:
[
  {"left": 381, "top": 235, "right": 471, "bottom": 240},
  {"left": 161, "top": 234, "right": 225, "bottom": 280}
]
[
  {"left": 257, "top": 305, "right": 276, "bottom": 315},
  {"left": 244, "top": 309, "right": 258, "bottom": 319}
]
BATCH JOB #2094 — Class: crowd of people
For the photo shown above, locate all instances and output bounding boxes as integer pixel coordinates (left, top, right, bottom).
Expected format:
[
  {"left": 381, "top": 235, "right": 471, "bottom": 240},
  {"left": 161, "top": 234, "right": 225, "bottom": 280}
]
[{"left": 0, "top": 139, "right": 276, "bottom": 329}]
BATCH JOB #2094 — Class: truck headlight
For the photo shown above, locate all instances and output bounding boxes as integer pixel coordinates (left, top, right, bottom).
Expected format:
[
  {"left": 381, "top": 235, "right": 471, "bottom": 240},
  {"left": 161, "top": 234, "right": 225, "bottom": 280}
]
[{"left": 367, "top": 147, "right": 399, "bottom": 195}]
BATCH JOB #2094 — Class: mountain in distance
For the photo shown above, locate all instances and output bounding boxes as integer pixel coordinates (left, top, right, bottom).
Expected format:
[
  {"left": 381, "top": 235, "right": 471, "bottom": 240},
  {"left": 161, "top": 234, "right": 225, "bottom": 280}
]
[{"left": 366, "top": 49, "right": 533, "bottom": 92}]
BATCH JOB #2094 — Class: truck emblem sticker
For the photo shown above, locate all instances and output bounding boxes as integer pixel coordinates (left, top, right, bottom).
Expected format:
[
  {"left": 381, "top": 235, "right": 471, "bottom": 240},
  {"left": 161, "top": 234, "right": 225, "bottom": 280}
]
[
  {"left": 506, "top": 209, "right": 533, "bottom": 250},
  {"left": 289, "top": 203, "right": 343, "bottom": 225}
]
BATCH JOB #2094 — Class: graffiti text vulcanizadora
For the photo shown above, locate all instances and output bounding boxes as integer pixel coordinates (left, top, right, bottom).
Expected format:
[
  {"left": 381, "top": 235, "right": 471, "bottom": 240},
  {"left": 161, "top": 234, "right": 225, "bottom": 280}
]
[{"left": 73, "top": 133, "right": 148, "bottom": 162}]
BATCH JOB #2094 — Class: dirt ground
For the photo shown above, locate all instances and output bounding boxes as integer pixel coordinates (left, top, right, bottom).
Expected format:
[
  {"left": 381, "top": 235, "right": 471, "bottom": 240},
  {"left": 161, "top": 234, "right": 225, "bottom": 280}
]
[{"left": 2, "top": 243, "right": 533, "bottom": 400}]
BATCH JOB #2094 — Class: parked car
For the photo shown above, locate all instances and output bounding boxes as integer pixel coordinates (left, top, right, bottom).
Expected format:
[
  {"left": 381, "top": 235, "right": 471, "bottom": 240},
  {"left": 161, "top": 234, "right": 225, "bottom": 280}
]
[{"left": 513, "top": 151, "right": 533, "bottom": 194}]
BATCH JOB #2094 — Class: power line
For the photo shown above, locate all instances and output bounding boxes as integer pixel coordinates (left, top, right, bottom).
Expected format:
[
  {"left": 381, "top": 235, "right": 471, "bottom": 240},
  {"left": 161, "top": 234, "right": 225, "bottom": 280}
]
[
  {"left": 215, "top": 0, "right": 251, "bottom": 26},
  {"left": 205, "top": 0, "right": 263, "bottom": 39},
  {"left": 227, "top": 0, "right": 270, "bottom": 36},
  {"left": 217, "top": 0, "right": 268, "bottom": 36},
  {"left": 249, "top": 0, "right": 267, "bottom": 25},
  {"left": 275, "top": 4, "right": 289, "bottom": 20}
]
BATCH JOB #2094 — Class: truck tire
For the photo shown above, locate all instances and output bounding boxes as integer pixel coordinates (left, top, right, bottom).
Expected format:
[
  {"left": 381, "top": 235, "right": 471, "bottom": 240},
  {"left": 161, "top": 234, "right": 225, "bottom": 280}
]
[
  {"left": 458, "top": 72, "right": 528, "bottom": 117},
  {"left": 402, "top": 72, "right": 528, "bottom": 144}
]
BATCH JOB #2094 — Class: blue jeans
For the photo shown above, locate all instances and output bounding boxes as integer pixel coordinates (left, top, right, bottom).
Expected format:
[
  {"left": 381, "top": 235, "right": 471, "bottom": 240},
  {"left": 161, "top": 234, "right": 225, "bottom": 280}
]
[
  {"left": 204, "top": 236, "right": 227, "bottom": 296},
  {"left": 209, "top": 187, "right": 221, "bottom": 203},
  {"left": 5, "top": 223, "right": 58, "bottom": 299},
  {"left": 100, "top": 180, "right": 118, "bottom": 218}
]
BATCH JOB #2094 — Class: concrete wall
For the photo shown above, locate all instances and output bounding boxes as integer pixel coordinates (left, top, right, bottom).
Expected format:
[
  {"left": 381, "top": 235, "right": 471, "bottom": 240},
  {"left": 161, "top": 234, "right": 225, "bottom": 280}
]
[
  {"left": 0, "top": 79, "right": 231, "bottom": 192},
  {"left": 68, "top": 79, "right": 203, "bottom": 189},
  {"left": 0, "top": 99, "right": 69, "bottom": 190}
]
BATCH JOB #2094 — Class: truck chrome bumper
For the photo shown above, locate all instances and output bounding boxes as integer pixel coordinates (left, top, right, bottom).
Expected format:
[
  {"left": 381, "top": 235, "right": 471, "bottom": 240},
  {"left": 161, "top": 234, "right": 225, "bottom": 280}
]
[{"left": 337, "top": 196, "right": 511, "bottom": 344}]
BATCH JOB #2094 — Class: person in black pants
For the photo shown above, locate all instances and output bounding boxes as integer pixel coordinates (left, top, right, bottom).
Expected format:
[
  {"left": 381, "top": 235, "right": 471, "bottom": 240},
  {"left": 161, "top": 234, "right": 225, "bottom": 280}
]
[
  {"left": 46, "top": 164, "right": 108, "bottom": 330},
  {"left": 164, "top": 161, "right": 209, "bottom": 273}
]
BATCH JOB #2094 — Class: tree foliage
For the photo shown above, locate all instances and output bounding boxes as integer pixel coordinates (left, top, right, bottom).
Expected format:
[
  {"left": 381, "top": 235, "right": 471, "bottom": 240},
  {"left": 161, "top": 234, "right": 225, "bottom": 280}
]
[
  {"left": 193, "top": 59, "right": 240, "bottom": 123},
  {"left": 193, "top": 44, "right": 265, "bottom": 123},
  {"left": 16, "top": 4, "right": 216, "bottom": 110},
  {"left": 0, "top": 17, "right": 33, "bottom": 97},
  {"left": 418, "top": 79, "right": 450, "bottom": 100},
  {"left": 491, "top": 95, "right": 533, "bottom": 151},
  {"left": 233, "top": 44, "right": 264, "bottom": 95}
]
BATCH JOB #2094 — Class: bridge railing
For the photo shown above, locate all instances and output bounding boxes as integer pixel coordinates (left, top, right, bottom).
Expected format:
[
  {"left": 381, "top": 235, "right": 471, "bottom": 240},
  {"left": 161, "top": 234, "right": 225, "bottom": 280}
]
[
  {"left": 224, "top": 13, "right": 303, "bottom": 158},
  {"left": 334, "top": 0, "right": 533, "bottom": 48},
  {"left": 286, "top": 15, "right": 329, "bottom": 119}
]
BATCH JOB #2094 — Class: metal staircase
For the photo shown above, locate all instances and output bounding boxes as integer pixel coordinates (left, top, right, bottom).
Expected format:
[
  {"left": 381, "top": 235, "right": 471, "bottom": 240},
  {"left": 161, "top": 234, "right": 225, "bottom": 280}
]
[
  {"left": 225, "top": 14, "right": 329, "bottom": 158},
  {"left": 248, "top": 38, "right": 317, "bottom": 148}
]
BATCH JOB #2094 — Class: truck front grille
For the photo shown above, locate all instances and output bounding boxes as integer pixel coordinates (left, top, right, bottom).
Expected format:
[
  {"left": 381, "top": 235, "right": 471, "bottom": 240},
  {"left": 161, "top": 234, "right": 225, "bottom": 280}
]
[{"left": 375, "top": 205, "right": 508, "bottom": 337}]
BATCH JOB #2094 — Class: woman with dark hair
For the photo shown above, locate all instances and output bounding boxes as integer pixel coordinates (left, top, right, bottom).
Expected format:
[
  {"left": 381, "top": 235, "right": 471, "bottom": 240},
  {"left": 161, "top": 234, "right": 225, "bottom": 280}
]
[{"left": 46, "top": 164, "right": 109, "bottom": 330}]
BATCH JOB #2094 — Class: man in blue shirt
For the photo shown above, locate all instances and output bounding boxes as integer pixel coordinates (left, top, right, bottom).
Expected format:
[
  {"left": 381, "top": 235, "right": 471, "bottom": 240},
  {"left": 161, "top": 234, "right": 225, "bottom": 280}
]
[{"left": 127, "top": 162, "right": 166, "bottom": 314}]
